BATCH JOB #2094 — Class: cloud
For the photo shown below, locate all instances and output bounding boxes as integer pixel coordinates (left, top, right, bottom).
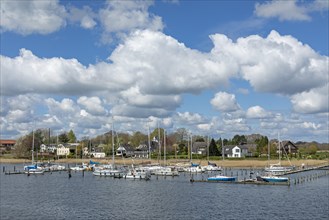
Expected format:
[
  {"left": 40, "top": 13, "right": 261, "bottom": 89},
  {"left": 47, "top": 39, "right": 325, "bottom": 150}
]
[
  {"left": 176, "top": 112, "right": 206, "bottom": 125},
  {"left": 77, "top": 96, "right": 107, "bottom": 116},
  {"left": 210, "top": 30, "right": 328, "bottom": 95},
  {"left": 119, "top": 86, "right": 182, "bottom": 110},
  {"left": 1, "top": 0, "right": 67, "bottom": 35},
  {"left": 291, "top": 83, "right": 329, "bottom": 114},
  {"left": 254, "top": 0, "right": 329, "bottom": 21},
  {"left": 246, "top": 106, "right": 273, "bottom": 119},
  {"left": 210, "top": 92, "right": 241, "bottom": 112},
  {"left": 67, "top": 5, "right": 97, "bottom": 29},
  {"left": 99, "top": 0, "right": 163, "bottom": 43},
  {"left": 110, "top": 30, "right": 232, "bottom": 95}
]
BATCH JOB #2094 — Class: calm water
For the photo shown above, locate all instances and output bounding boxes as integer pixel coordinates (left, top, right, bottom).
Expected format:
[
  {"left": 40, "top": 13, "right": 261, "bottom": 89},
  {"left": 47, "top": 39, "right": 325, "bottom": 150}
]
[{"left": 0, "top": 164, "right": 328, "bottom": 220}]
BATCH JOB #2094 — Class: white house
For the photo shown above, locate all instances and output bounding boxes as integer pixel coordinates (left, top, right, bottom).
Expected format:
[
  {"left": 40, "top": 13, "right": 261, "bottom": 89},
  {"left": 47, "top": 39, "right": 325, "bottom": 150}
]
[
  {"left": 91, "top": 152, "right": 106, "bottom": 158},
  {"left": 224, "top": 145, "right": 253, "bottom": 158},
  {"left": 40, "top": 144, "right": 57, "bottom": 153},
  {"left": 57, "top": 144, "right": 70, "bottom": 156}
]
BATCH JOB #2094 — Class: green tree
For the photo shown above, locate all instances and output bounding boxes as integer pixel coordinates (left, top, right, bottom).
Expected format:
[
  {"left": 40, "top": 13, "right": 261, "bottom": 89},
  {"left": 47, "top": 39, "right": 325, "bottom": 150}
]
[
  {"left": 67, "top": 130, "right": 77, "bottom": 143},
  {"left": 255, "top": 136, "right": 269, "bottom": 155},
  {"left": 13, "top": 130, "right": 44, "bottom": 158},
  {"left": 58, "top": 132, "right": 69, "bottom": 143},
  {"left": 209, "top": 138, "right": 220, "bottom": 156},
  {"left": 232, "top": 134, "right": 247, "bottom": 145}
]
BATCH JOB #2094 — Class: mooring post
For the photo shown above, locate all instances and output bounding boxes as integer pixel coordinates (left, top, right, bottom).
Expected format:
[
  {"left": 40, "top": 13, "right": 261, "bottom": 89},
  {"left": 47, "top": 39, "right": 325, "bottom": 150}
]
[
  {"left": 14, "top": 166, "right": 16, "bottom": 172},
  {"left": 3, "top": 166, "right": 5, "bottom": 173}
]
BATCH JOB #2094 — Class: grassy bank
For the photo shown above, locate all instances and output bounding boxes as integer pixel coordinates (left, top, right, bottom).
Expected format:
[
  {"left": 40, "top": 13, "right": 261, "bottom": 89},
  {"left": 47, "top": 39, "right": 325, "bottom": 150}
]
[{"left": 1, "top": 157, "right": 328, "bottom": 168}]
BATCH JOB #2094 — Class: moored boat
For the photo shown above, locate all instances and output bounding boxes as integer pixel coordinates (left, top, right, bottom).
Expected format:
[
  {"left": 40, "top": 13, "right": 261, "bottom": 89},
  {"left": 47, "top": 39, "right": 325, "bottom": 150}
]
[
  {"left": 124, "top": 166, "right": 151, "bottom": 180},
  {"left": 207, "top": 175, "right": 236, "bottom": 182},
  {"left": 258, "top": 175, "right": 289, "bottom": 183},
  {"left": 154, "top": 166, "right": 179, "bottom": 176}
]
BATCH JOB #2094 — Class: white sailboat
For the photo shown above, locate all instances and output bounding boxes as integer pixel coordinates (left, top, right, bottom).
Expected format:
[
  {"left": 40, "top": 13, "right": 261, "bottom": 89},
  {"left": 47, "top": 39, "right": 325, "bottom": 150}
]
[
  {"left": 24, "top": 130, "right": 44, "bottom": 174},
  {"left": 154, "top": 129, "right": 179, "bottom": 176},
  {"left": 124, "top": 164, "right": 151, "bottom": 180},
  {"left": 264, "top": 134, "right": 294, "bottom": 174}
]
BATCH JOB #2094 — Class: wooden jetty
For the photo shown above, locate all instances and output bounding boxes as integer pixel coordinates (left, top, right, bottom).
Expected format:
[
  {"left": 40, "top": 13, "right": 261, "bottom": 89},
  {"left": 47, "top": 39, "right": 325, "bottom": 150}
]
[
  {"left": 281, "top": 164, "right": 329, "bottom": 175},
  {"left": 190, "top": 178, "right": 291, "bottom": 186}
]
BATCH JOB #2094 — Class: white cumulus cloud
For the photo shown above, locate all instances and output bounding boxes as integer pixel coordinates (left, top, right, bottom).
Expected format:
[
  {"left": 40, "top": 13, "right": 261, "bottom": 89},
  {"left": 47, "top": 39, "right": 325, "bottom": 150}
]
[
  {"left": 1, "top": 0, "right": 67, "bottom": 35},
  {"left": 246, "top": 106, "right": 273, "bottom": 119},
  {"left": 210, "top": 30, "right": 328, "bottom": 95},
  {"left": 254, "top": 0, "right": 329, "bottom": 21},
  {"left": 210, "top": 92, "right": 241, "bottom": 112}
]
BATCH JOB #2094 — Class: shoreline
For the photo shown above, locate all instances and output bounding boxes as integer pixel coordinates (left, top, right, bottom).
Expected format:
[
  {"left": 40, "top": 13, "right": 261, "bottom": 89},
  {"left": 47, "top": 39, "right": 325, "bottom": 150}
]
[{"left": 1, "top": 157, "right": 328, "bottom": 168}]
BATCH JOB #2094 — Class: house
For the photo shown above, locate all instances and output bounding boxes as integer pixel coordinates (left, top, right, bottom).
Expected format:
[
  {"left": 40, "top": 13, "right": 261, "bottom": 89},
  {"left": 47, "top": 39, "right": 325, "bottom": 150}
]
[
  {"left": 116, "top": 143, "right": 134, "bottom": 157},
  {"left": 280, "top": 141, "right": 298, "bottom": 154},
  {"left": 0, "top": 139, "right": 16, "bottom": 151},
  {"left": 56, "top": 144, "right": 70, "bottom": 156},
  {"left": 91, "top": 145, "right": 106, "bottom": 158},
  {"left": 192, "top": 142, "right": 208, "bottom": 155},
  {"left": 134, "top": 144, "right": 149, "bottom": 158},
  {"left": 223, "top": 144, "right": 254, "bottom": 158},
  {"left": 40, "top": 144, "right": 57, "bottom": 153},
  {"left": 66, "top": 143, "right": 80, "bottom": 154}
]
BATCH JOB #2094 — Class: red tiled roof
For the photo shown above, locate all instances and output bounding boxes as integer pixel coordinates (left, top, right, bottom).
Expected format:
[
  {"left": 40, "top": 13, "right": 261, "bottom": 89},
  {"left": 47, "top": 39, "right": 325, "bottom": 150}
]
[{"left": 0, "top": 140, "right": 16, "bottom": 145}]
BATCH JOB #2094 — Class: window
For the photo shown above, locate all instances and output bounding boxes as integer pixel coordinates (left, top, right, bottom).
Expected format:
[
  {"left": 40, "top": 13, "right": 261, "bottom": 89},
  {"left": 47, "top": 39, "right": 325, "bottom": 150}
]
[{"left": 235, "top": 148, "right": 240, "bottom": 153}]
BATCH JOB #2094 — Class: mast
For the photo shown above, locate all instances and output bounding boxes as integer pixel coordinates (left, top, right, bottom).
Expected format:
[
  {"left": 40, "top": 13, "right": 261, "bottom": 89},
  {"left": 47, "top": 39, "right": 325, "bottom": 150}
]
[
  {"left": 164, "top": 129, "right": 166, "bottom": 166},
  {"left": 222, "top": 137, "right": 224, "bottom": 161},
  {"left": 278, "top": 133, "right": 281, "bottom": 165},
  {"left": 32, "top": 130, "right": 35, "bottom": 164},
  {"left": 207, "top": 136, "right": 209, "bottom": 161},
  {"left": 148, "top": 123, "right": 151, "bottom": 161},
  {"left": 157, "top": 122, "right": 161, "bottom": 164},
  {"left": 112, "top": 121, "right": 114, "bottom": 165},
  {"left": 190, "top": 134, "right": 193, "bottom": 163}
]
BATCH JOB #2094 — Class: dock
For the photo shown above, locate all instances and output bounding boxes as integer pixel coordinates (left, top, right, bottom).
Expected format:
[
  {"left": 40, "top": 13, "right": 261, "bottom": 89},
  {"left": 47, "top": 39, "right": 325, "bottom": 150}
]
[
  {"left": 190, "top": 178, "right": 291, "bottom": 186},
  {"left": 281, "top": 164, "right": 329, "bottom": 175}
]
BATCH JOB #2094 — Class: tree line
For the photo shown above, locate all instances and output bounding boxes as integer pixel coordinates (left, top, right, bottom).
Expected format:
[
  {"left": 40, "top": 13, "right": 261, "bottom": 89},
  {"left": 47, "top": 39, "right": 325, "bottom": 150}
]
[{"left": 12, "top": 128, "right": 279, "bottom": 159}]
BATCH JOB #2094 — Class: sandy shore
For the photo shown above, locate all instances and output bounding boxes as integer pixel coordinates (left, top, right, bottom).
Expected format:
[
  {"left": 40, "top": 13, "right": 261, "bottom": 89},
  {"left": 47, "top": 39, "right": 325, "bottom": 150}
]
[{"left": 1, "top": 157, "right": 328, "bottom": 168}]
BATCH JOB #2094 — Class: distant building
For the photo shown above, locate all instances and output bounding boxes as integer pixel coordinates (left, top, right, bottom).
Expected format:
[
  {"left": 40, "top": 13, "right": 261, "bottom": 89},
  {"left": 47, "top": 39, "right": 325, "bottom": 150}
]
[
  {"left": 40, "top": 144, "right": 57, "bottom": 153},
  {"left": 116, "top": 144, "right": 134, "bottom": 157},
  {"left": 56, "top": 144, "right": 70, "bottom": 156},
  {"left": 223, "top": 144, "right": 254, "bottom": 158},
  {"left": 192, "top": 142, "right": 208, "bottom": 155},
  {"left": 0, "top": 139, "right": 16, "bottom": 150},
  {"left": 278, "top": 141, "right": 298, "bottom": 155},
  {"left": 134, "top": 144, "right": 149, "bottom": 158},
  {"left": 91, "top": 145, "right": 106, "bottom": 158}
]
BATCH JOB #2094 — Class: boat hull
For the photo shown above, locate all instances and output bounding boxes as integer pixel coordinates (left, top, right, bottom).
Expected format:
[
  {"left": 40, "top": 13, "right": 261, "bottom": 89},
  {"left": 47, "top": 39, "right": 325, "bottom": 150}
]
[
  {"left": 260, "top": 176, "right": 289, "bottom": 182},
  {"left": 207, "top": 175, "right": 236, "bottom": 182}
]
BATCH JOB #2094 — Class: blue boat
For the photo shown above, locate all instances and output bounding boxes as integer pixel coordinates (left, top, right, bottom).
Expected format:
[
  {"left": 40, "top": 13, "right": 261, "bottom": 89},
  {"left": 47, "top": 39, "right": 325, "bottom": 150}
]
[{"left": 207, "top": 175, "right": 236, "bottom": 182}]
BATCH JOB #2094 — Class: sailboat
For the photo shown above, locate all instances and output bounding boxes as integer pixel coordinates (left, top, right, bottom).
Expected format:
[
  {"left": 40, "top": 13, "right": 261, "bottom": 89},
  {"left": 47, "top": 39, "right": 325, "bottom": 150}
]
[
  {"left": 264, "top": 134, "right": 294, "bottom": 174},
  {"left": 24, "top": 130, "right": 44, "bottom": 174},
  {"left": 154, "top": 129, "right": 179, "bottom": 176},
  {"left": 183, "top": 134, "right": 203, "bottom": 173},
  {"left": 257, "top": 175, "right": 289, "bottom": 183},
  {"left": 93, "top": 122, "right": 127, "bottom": 178}
]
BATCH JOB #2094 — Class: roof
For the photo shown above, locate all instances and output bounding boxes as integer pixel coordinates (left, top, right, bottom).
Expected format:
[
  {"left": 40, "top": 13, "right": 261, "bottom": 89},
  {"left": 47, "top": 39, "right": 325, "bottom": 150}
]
[
  {"left": 192, "top": 142, "right": 207, "bottom": 152},
  {"left": 0, "top": 140, "right": 16, "bottom": 145}
]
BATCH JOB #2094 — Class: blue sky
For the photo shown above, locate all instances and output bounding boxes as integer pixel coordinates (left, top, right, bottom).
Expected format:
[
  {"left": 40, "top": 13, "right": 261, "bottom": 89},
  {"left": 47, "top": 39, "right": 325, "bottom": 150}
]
[{"left": 1, "top": 0, "right": 328, "bottom": 143}]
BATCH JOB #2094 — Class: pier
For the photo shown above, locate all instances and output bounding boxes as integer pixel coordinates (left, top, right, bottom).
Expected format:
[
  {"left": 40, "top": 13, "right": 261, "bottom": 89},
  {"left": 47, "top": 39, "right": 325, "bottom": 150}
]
[{"left": 190, "top": 178, "right": 291, "bottom": 186}]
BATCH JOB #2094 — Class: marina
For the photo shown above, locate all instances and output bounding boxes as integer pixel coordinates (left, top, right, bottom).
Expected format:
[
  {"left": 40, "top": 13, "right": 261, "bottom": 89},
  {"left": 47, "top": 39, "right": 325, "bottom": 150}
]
[{"left": 1, "top": 162, "right": 328, "bottom": 220}]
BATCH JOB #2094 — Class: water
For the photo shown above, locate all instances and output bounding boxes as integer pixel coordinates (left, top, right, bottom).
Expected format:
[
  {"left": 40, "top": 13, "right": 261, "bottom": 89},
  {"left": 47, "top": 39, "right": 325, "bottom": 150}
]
[{"left": 1, "top": 164, "right": 328, "bottom": 220}]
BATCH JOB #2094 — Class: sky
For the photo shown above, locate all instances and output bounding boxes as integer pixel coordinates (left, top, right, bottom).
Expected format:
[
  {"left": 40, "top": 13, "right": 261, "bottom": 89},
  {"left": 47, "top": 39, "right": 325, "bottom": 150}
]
[{"left": 0, "top": 0, "right": 328, "bottom": 143}]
